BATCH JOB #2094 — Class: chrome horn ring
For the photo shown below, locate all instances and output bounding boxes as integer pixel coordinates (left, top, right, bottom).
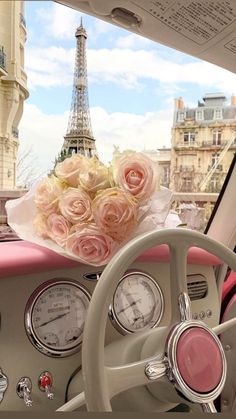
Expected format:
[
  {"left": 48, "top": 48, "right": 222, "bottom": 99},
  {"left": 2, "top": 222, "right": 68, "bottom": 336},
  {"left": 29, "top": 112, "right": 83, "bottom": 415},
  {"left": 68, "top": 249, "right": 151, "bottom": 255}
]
[{"left": 166, "top": 319, "right": 227, "bottom": 405}]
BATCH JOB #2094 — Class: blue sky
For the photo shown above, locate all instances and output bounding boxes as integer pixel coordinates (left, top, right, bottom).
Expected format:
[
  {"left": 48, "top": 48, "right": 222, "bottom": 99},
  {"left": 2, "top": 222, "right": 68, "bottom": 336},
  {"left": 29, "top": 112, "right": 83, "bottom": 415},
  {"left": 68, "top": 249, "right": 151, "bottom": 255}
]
[{"left": 19, "top": 0, "right": 236, "bottom": 176}]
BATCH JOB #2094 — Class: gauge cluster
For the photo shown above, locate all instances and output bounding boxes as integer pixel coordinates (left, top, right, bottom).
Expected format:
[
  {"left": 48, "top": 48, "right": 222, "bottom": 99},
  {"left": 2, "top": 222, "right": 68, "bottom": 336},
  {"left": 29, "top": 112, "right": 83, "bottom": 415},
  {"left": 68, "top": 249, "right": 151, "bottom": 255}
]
[
  {"left": 25, "top": 279, "right": 91, "bottom": 357},
  {"left": 109, "top": 271, "right": 164, "bottom": 334},
  {"left": 24, "top": 271, "right": 164, "bottom": 357}
]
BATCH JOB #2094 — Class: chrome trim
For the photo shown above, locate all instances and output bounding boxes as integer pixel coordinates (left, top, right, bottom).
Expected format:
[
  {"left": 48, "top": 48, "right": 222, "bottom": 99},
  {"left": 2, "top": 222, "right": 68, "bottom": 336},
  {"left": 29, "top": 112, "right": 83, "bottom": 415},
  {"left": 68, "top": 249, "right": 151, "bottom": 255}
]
[
  {"left": 179, "top": 292, "right": 192, "bottom": 321},
  {"left": 0, "top": 369, "right": 8, "bottom": 403},
  {"left": 83, "top": 271, "right": 101, "bottom": 281},
  {"left": 201, "top": 402, "right": 217, "bottom": 412},
  {"left": 108, "top": 270, "right": 164, "bottom": 335},
  {"left": 166, "top": 320, "right": 227, "bottom": 404},
  {"left": 25, "top": 278, "right": 91, "bottom": 358},
  {"left": 144, "top": 358, "right": 168, "bottom": 381},
  {"left": 16, "top": 377, "right": 33, "bottom": 407}
]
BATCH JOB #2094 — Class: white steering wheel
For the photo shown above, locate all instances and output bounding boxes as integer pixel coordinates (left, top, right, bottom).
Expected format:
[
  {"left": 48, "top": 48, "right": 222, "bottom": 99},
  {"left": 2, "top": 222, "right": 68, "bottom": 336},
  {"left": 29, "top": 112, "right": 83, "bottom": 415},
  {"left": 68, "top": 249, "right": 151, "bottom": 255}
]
[{"left": 82, "top": 228, "right": 236, "bottom": 412}]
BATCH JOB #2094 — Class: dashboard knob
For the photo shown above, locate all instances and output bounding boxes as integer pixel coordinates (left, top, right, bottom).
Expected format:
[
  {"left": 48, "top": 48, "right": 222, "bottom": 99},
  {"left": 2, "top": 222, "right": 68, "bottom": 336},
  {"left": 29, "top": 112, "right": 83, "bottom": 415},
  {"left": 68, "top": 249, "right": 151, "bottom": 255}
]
[
  {"left": 38, "top": 371, "right": 54, "bottom": 400},
  {"left": 16, "top": 377, "right": 33, "bottom": 407}
]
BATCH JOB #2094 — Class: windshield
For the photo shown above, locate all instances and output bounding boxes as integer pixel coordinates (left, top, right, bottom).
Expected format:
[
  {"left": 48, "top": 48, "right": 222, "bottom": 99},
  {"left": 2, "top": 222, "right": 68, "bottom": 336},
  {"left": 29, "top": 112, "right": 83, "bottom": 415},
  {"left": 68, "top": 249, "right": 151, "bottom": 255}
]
[{"left": 1, "top": 0, "right": 236, "bottom": 240}]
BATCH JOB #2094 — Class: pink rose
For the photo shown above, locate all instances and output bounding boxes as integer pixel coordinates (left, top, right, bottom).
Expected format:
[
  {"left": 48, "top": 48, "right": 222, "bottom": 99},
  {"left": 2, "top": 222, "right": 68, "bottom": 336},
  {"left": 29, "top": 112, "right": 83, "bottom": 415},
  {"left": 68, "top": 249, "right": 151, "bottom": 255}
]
[
  {"left": 55, "top": 154, "right": 88, "bottom": 187},
  {"left": 92, "top": 187, "right": 138, "bottom": 242},
  {"left": 111, "top": 151, "right": 159, "bottom": 201},
  {"left": 47, "top": 213, "right": 72, "bottom": 247},
  {"left": 79, "top": 156, "right": 110, "bottom": 194},
  {"left": 59, "top": 187, "right": 93, "bottom": 224},
  {"left": 33, "top": 213, "right": 49, "bottom": 239},
  {"left": 34, "top": 176, "right": 64, "bottom": 216},
  {"left": 66, "top": 224, "right": 118, "bottom": 266}
]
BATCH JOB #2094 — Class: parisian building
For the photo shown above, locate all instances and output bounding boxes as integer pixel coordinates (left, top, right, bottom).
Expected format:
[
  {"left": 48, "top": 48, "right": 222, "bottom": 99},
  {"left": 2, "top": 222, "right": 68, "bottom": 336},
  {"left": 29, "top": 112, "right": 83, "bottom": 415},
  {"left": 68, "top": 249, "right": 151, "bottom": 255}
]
[
  {"left": 0, "top": 0, "right": 29, "bottom": 190},
  {"left": 170, "top": 93, "right": 236, "bottom": 193},
  {"left": 0, "top": 0, "right": 29, "bottom": 226}
]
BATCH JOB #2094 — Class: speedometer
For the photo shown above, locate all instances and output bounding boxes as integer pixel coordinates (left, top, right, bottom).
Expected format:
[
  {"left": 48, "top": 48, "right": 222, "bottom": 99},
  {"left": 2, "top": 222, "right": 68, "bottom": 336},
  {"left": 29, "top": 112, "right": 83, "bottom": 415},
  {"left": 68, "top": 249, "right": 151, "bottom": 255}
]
[
  {"left": 25, "top": 279, "right": 90, "bottom": 357},
  {"left": 109, "top": 271, "right": 164, "bottom": 334}
]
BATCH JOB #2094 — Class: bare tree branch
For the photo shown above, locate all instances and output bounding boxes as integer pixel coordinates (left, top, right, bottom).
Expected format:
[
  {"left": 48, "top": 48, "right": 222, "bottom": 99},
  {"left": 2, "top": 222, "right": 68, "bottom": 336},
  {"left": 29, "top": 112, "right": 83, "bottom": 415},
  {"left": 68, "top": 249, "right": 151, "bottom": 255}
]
[{"left": 16, "top": 146, "right": 46, "bottom": 188}]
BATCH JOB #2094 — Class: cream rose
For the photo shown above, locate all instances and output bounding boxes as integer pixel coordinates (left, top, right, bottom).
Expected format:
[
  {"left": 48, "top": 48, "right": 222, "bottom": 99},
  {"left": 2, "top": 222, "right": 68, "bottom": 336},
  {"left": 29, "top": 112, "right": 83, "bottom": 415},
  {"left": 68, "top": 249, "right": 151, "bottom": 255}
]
[
  {"left": 92, "top": 187, "right": 138, "bottom": 242},
  {"left": 79, "top": 156, "right": 110, "bottom": 194},
  {"left": 47, "top": 213, "right": 72, "bottom": 247},
  {"left": 33, "top": 213, "right": 49, "bottom": 239},
  {"left": 34, "top": 176, "right": 64, "bottom": 216},
  {"left": 66, "top": 224, "right": 118, "bottom": 266},
  {"left": 55, "top": 154, "right": 88, "bottom": 187},
  {"left": 111, "top": 151, "right": 159, "bottom": 201},
  {"left": 59, "top": 187, "right": 93, "bottom": 224}
]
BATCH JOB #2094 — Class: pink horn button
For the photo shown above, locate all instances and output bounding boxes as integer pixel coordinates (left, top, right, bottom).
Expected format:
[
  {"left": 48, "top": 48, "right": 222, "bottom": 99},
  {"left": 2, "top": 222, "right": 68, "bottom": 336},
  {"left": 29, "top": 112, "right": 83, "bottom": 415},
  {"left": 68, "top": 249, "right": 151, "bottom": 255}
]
[{"left": 176, "top": 327, "right": 223, "bottom": 393}]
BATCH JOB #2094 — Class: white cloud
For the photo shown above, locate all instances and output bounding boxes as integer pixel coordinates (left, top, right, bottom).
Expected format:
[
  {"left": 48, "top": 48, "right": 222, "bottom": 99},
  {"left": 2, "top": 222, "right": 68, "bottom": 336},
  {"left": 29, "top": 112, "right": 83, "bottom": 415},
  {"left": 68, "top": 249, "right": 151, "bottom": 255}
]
[
  {"left": 37, "top": 3, "right": 81, "bottom": 39},
  {"left": 19, "top": 103, "right": 173, "bottom": 174},
  {"left": 25, "top": 46, "right": 74, "bottom": 89},
  {"left": 36, "top": 2, "right": 114, "bottom": 41},
  {"left": 19, "top": 104, "right": 69, "bottom": 174},
  {"left": 25, "top": 42, "right": 236, "bottom": 95}
]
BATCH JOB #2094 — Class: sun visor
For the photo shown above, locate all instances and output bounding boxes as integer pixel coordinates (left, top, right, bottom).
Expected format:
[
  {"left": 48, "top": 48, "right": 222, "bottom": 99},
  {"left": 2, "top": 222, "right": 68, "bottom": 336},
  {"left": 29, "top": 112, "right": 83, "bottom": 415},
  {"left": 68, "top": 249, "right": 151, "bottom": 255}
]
[{"left": 55, "top": 0, "right": 236, "bottom": 74}]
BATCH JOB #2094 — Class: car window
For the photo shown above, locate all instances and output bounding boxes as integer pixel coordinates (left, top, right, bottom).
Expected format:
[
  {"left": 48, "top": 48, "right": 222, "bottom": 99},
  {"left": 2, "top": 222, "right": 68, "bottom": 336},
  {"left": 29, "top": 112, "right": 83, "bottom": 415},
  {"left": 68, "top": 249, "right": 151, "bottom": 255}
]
[{"left": 1, "top": 0, "right": 236, "bottom": 241}]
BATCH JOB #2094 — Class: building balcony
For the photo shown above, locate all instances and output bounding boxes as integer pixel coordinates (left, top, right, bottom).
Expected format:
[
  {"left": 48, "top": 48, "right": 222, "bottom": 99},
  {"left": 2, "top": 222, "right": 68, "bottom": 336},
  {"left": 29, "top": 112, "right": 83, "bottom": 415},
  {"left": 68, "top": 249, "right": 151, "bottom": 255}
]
[
  {"left": 207, "top": 164, "right": 223, "bottom": 172},
  {"left": 21, "top": 68, "right": 27, "bottom": 85},
  {"left": 201, "top": 140, "right": 227, "bottom": 148},
  {"left": 174, "top": 141, "right": 199, "bottom": 149},
  {"left": 0, "top": 47, "right": 7, "bottom": 76},
  {"left": 179, "top": 165, "right": 195, "bottom": 172},
  {"left": 20, "top": 13, "right": 26, "bottom": 28},
  {"left": 12, "top": 127, "right": 19, "bottom": 139}
]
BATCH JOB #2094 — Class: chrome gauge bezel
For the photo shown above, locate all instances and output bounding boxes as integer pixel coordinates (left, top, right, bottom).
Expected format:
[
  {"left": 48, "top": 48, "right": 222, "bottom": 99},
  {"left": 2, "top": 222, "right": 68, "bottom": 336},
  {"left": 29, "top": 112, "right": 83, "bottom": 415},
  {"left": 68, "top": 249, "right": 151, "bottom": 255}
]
[
  {"left": 109, "top": 271, "right": 164, "bottom": 335},
  {"left": 25, "top": 278, "right": 91, "bottom": 358}
]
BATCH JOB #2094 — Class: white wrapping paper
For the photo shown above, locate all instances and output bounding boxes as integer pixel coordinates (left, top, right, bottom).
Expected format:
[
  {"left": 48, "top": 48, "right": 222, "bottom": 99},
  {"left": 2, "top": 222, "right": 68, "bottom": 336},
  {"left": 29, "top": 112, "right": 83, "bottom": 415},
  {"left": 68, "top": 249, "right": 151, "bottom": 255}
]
[{"left": 5, "top": 184, "right": 180, "bottom": 265}]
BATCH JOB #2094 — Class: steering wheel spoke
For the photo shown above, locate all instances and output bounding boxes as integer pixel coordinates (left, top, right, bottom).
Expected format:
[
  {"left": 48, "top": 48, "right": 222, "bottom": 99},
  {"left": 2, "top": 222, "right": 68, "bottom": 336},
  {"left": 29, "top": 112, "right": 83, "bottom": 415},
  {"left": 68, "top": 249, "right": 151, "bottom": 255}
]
[
  {"left": 179, "top": 292, "right": 192, "bottom": 322},
  {"left": 169, "top": 242, "right": 191, "bottom": 322},
  {"left": 200, "top": 402, "right": 217, "bottom": 412},
  {"left": 106, "top": 358, "right": 167, "bottom": 398},
  {"left": 213, "top": 316, "right": 236, "bottom": 335}
]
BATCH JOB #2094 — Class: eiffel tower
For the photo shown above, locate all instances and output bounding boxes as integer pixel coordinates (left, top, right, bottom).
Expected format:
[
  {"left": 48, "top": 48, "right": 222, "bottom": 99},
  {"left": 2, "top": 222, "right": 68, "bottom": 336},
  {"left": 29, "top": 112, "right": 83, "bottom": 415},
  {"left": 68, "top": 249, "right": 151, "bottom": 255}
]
[{"left": 63, "top": 18, "right": 96, "bottom": 158}]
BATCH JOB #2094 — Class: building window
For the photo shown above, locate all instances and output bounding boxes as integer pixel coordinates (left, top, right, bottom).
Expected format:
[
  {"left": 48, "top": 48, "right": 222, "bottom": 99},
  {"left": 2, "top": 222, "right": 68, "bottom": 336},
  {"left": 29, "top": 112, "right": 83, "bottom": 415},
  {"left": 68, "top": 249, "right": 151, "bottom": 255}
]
[
  {"left": 20, "top": 45, "right": 24, "bottom": 68},
  {"left": 178, "top": 112, "right": 185, "bottom": 122},
  {"left": 212, "top": 153, "right": 219, "bottom": 166},
  {"left": 183, "top": 132, "right": 196, "bottom": 144},
  {"left": 182, "top": 178, "right": 192, "bottom": 192},
  {"left": 209, "top": 177, "right": 221, "bottom": 193},
  {"left": 196, "top": 110, "right": 203, "bottom": 121},
  {"left": 214, "top": 108, "right": 222, "bottom": 120},
  {"left": 212, "top": 130, "right": 221, "bottom": 145},
  {"left": 163, "top": 166, "right": 170, "bottom": 186}
]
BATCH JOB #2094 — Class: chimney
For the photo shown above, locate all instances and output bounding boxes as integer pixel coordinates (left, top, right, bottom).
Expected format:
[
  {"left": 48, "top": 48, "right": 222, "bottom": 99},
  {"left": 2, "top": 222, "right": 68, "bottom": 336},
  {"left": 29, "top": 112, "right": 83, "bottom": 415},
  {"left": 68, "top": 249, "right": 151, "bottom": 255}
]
[
  {"left": 174, "top": 97, "right": 185, "bottom": 109},
  {"left": 231, "top": 94, "right": 236, "bottom": 106}
]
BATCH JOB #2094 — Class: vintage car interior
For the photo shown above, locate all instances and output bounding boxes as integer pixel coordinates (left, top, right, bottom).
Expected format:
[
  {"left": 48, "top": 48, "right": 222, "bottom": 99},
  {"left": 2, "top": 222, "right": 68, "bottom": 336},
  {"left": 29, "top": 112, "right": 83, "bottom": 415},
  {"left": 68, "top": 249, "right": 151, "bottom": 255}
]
[{"left": 1, "top": 0, "right": 236, "bottom": 413}]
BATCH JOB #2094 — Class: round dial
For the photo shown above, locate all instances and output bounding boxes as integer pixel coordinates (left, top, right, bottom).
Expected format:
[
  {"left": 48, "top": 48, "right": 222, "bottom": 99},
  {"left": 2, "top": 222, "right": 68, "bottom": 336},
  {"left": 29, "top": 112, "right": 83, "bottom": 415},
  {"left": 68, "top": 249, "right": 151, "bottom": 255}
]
[
  {"left": 109, "top": 271, "right": 164, "bottom": 334},
  {"left": 25, "top": 279, "right": 90, "bottom": 357}
]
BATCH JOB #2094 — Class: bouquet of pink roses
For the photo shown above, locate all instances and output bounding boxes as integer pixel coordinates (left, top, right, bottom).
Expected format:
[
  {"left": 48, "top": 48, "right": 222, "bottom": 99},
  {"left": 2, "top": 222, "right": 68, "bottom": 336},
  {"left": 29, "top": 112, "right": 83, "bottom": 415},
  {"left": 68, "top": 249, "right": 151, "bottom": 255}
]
[{"left": 6, "top": 150, "right": 175, "bottom": 266}]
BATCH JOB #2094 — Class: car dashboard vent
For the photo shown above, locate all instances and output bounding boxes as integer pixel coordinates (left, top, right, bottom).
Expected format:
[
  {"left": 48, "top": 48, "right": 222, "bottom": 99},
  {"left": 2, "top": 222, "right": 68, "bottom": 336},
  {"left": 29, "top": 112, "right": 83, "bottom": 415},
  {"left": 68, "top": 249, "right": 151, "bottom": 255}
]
[{"left": 187, "top": 278, "right": 208, "bottom": 301}]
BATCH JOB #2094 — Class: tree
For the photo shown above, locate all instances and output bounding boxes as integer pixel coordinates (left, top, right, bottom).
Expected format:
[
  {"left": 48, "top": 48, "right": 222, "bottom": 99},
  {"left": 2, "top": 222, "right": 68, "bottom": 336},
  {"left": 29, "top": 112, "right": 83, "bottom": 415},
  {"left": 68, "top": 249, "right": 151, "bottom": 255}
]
[{"left": 16, "top": 146, "right": 46, "bottom": 188}]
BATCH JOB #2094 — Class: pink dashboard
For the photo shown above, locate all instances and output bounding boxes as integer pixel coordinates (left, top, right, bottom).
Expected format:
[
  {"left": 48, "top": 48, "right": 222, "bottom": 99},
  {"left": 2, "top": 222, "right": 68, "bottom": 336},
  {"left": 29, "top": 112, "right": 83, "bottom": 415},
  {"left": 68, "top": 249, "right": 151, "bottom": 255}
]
[{"left": 0, "top": 240, "right": 222, "bottom": 279}]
